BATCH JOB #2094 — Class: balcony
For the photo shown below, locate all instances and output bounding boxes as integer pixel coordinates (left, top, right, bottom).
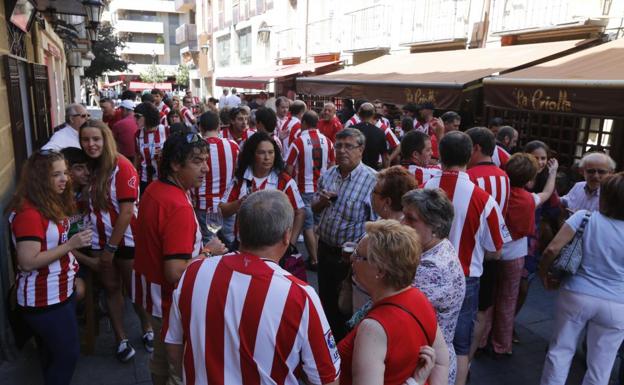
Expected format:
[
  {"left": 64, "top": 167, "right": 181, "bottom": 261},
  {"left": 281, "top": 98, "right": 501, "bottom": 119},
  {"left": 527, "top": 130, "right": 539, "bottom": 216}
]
[
  {"left": 120, "top": 42, "right": 165, "bottom": 56},
  {"left": 398, "top": 0, "right": 471, "bottom": 46},
  {"left": 109, "top": 0, "right": 177, "bottom": 13},
  {"left": 176, "top": 23, "right": 198, "bottom": 45},
  {"left": 175, "top": 0, "right": 195, "bottom": 12},
  {"left": 344, "top": 4, "right": 391, "bottom": 52},
  {"left": 115, "top": 20, "right": 164, "bottom": 34},
  {"left": 307, "top": 17, "right": 340, "bottom": 55},
  {"left": 275, "top": 27, "right": 302, "bottom": 60}
]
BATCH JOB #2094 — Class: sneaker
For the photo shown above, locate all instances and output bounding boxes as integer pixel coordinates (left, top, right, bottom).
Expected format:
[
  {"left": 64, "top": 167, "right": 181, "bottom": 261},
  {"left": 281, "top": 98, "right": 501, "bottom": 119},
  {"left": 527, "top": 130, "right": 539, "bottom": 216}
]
[
  {"left": 116, "top": 339, "right": 136, "bottom": 362},
  {"left": 142, "top": 331, "right": 154, "bottom": 353}
]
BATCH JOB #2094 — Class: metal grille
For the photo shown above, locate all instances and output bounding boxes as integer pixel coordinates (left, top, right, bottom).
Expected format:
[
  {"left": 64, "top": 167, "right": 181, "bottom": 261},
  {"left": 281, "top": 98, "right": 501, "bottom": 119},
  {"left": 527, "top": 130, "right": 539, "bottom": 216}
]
[{"left": 7, "top": 23, "right": 26, "bottom": 58}]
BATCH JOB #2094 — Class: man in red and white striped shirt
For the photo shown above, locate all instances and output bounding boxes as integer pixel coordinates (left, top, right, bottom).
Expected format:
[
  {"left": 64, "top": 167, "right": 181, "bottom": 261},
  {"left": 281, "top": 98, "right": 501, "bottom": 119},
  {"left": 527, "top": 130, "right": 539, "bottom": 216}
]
[
  {"left": 180, "top": 96, "right": 196, "bottom": 128},
  {"left": 286, "top": 111, "right": 335, "bottom": 269},
  {"left": 134, "top": 133, "right": 226, "bottom": 385},
  {"left": 279, "top": 100, "right": 306, "bottom": 153},
  {"left": 423, "top": 131, "right": 510, "bottom": 385},
  {"left": 493, "top": 126, "right": 517, "bottom": 168},
  {"left": 194, "top": 111, "right": 239, "bottom": 243},
  {"left": 152, "top": 89, "right": 170, "bottom": 116},
  {"left": 165, "top": 190, "right": 340, "bottom": 385},
  {"left": 221, "top": 107, "right": 256, "bottom": 147},
  {"left": 400, "top": 130, "right": 441, "bottom": 186}
]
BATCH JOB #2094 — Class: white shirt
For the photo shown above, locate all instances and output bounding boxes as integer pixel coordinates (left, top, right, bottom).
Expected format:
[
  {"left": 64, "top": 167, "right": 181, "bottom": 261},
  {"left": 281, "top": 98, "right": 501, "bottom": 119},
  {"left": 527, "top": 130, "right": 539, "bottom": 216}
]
[
  {"left": 218, "top": 94, "right": 228, "bottom": 108},
  {"left": 41, "top": 124, "right": 81, "bottom": 151},
  {"left": 224, "top": 94, "right": 241, "bottom": 108}
]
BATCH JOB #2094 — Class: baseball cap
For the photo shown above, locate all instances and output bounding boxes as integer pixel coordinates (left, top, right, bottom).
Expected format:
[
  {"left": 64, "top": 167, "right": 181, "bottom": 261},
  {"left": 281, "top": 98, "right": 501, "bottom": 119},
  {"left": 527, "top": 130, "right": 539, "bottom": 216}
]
[{"left": 120, "top": 99, "right": 135, "bottom": 111}]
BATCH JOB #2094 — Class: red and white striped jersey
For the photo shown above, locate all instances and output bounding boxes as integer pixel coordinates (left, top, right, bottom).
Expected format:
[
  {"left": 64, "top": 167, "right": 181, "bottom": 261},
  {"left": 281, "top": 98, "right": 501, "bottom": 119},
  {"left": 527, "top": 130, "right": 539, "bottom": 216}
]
[
  {"left": 88, "top": 155, "right": 139, "bottom": 249},
  {"left": 156, "top": 102, "right": 171, "bottom": 116},
  {"left": 222, "top": 168, "right": 305, "bottom": 210},
  {"left": 180, "top": 106, "right": 195, "bottom": 127},
  {"left": 344, "top": 114, "right": 361, "bottom": 128},
  {"left": 9, "top": 200, "right": 79, "bottom": 308},
  {"left": 402, "top": 163, "right": 442, "bottom": 186},
  {"left": 424, "top": 171, "right": 510, "bottom": 277},
  {"left": 164, "top": 253, "right": 341, "bottom": 385},
  {"left": 375, "top": 118, "right": 400, "bottom": 150},
  {"left": 135, "top": 125, "right": 168, "bottom": 183},
  {"left": 285, "top": 129, "right": 335, "bottom": 194},
  {"left": 192, "top": 136, "right": 240, "bottom": 211},
  {"left": 220, "top": 127, "right": 256, "bottom": 147},
  {"left": 279, "top": 116, "right": 301, "bottom": 153},
  {"left": 467, "top": 163, "right": 511, "bottom": 216},
  {"left": 159, "top": 113, "right": 168, "bottom": 129},
  {"left": 132, "top": 180, "right": 202, "bottom": 318},
  {"left": 492, "top": 145, "right": 511, "bottom": 168},
  {"left": 414, "top": 119, "right": 432, "bottom": 135}
]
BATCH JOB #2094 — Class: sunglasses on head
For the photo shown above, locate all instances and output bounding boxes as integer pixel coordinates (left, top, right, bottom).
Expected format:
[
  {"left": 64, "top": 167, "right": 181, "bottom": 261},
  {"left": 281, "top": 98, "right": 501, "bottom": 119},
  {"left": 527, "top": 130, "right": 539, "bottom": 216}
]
[{"left": 185, "top": 133, "right": 201, "bottom": 144}]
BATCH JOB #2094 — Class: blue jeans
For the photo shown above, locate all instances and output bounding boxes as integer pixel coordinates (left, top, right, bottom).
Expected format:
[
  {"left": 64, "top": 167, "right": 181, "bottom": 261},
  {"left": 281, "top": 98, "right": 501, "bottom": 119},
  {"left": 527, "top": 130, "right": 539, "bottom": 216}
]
[
  {"left": 453, "top": 277, "right": 480, "bottom": 356},
  {"left": 20, "top": 296, "right": 80, "bottom": 385},
  {"left": 301, "top": 193, "right": 316, "bottom": 230}
]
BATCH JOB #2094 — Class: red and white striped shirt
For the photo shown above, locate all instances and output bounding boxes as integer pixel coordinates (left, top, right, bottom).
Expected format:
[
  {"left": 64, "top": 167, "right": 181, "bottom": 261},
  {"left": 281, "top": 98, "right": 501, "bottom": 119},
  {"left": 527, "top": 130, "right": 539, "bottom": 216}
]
[
  {"left": 467, "top": 163, "right": 511, "bottom": 216},
  {"left": 192, "top": 136, "right": 240, "bottom": 211},
  {"left": 88, "top": 155, "right": 139, "bottom": 249},
  {"left": 403, "top": 163, "right": 442, "bottom": 186},
  {"left": 492, "top": 145, "right": 511, "bottom": 168},
  {"left": 414, "top": 119, "right": 431, "bottom": 134},
  {"left": 344, "top": 114, "right": 361, "bottom": 128},
  {"left": 10, "top": 200, "right": 79, "bottom": 307},
  {"left": 180, "top": 106, "right": 195, "bottom": 127},
  {"left": 156, "top": 102, "right": 171, "bottom": 116},
  {"left": 285, "top": 129, "right": 335, "bottom": 194},
  {"left": 280, "top": 116, "right": 301, "bottom": 153},
  {"left": 424, "top": 171, "right": 510, "bottom": 277},
  {"left": 164, "top": 253, "right": 341, "bottom": 385},
  {"left": 135, "top": 125, "right": 168, "bottom": 183},
  {"left": 222, "top": 168, "right": 305, "bottom": 211},
  {"left": 132, "top": 180, "right": 202, "bottom": 318},
  {"left": 220, "top": 127, "right": 256, "bottom": 147},
  {"left": 376, "top": 118, "right": 400, "bottom": 150}
]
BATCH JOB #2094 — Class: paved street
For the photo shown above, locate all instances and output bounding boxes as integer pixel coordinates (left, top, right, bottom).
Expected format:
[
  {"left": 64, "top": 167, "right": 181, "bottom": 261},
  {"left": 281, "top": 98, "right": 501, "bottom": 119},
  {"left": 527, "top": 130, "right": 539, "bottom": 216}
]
[{"left": 0, "top": 266, "right": 620, "bottom": 385}]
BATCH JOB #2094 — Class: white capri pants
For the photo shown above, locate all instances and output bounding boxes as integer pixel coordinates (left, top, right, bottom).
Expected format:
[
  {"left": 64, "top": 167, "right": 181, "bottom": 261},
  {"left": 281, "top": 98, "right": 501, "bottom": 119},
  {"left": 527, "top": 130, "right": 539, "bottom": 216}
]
[{"left": 540, "top": 289, "right": 624, "bottom": 385}]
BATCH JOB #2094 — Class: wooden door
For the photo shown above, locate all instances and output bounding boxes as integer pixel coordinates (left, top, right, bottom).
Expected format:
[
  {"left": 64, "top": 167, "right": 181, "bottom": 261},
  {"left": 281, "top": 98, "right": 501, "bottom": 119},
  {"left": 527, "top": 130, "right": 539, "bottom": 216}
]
[{"left": 30, "top": 63, "right": 52, "bottom": 149}]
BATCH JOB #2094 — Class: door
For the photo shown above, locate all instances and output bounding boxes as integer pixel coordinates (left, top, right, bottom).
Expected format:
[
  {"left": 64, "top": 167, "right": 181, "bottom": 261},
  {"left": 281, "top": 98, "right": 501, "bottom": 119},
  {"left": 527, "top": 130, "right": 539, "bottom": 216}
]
[
  {"left": 3, "top": 55, "right": 28, "bottom": 175},
  {"left": 30, "top": 63, "right": 53, "bottom": 149}
]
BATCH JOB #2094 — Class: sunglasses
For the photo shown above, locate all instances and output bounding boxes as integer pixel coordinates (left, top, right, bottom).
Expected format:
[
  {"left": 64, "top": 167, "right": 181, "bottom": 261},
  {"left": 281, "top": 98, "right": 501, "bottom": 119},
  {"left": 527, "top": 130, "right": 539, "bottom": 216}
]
[
  {"left": 72, "top": 114, "right": 90, "bottom": 118},
  {"left": 37, "top": 149, "right": 60, "bottom": 156}
]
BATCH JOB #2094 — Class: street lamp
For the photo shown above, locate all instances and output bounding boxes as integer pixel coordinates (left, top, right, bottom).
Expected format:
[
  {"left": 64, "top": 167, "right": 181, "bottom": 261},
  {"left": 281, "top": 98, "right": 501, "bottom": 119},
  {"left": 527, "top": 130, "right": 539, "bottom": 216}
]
[
  {"left": 82, "top": 0, "right": 104, "bottom": 43},
  {"left": 86, "top": 25, "right": 98, "bottom": 42}
]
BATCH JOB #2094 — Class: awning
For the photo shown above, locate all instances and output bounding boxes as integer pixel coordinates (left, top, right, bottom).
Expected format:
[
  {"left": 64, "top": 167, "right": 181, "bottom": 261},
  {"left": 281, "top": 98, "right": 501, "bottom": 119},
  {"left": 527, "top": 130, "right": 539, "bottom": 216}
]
[
  {"left": 296, "top": 40, "right": 596, "bottom": 109},
  {"left": 483, "top": 38, "right": 624, "bottom": 118},
  {"left": 216, "top": 61, "right": 341, "bottom": 90},
  {"left": 102, "top": 80, "right": 123, "bottom": 87},
  {"left": 128, "top": 81, "right": 173, "bottom": 91}
]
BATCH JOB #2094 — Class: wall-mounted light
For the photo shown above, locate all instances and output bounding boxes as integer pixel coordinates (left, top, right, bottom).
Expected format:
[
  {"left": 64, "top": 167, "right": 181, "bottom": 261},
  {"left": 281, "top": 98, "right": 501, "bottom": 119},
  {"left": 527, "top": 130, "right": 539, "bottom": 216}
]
[{"left": 200, "top": 44, "right": 210, "bottom": 54}]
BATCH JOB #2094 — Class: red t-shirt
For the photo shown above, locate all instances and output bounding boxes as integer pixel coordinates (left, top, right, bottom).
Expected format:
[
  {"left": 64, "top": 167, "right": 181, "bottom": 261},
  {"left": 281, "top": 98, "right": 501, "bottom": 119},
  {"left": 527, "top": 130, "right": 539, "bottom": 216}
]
[
  {"left": 104, "top": 108, "right": 123, "bottom": 128},
  {"left": 112, "top": 114, "right": 139, "bottom": 160},
  {"left": 338, "top": 288, "right": 437, "bottom": 385},
  {"left": 132, "top": 179, "right": 202, "bottom": 318},
  {"left": 317, "top": 116, "right": 343, "bottom": 143}
]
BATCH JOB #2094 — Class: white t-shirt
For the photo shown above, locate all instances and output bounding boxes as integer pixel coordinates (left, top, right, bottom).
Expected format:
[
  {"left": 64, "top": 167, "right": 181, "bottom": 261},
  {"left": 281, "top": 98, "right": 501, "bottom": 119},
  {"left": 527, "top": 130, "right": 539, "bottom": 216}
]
[
  {"left": 501, "top": 193, "right": 540, "bottom": 261},
  {"left": 224, "top": 94, "right": 241, "bottom": 108},
  {"left": 41, "top": 124, "right": 81, "bottom": 151}
]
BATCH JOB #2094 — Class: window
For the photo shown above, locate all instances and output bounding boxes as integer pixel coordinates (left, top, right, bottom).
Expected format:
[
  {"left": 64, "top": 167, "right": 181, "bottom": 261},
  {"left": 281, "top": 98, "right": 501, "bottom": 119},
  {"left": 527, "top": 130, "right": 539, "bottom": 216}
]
[
  {"left": 217, "top": 34, "right": 231, "bottom": 66},
  {"left": 238, "top": 27, "right": 251, "bottom": 64},
  {"left": 218, "top": 0, "right": 225, "bottom": 30},
  {"left": 232, "top": 0, "right": 240, "bottom": 25},
  {"left": 240, "top": 0, "right": 249, "bottom": 21},
  {"left": 256, "top": 0, "right": 265, "bottom": 14}
]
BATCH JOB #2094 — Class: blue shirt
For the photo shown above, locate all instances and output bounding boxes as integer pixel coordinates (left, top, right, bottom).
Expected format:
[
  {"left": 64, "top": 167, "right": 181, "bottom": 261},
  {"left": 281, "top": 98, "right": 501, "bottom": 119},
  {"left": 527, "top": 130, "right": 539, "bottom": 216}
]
[
  {"left": 316, "top": 162, "right": 377, "bottom": 247},
  {"left": 563, "top": 210, "right": 624, "bottom": 303}
]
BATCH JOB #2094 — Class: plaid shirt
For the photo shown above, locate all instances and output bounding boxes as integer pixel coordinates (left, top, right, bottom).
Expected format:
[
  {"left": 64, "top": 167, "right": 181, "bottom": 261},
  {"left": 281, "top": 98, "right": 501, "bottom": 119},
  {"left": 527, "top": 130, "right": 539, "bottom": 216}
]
[{"left": 316, "top": 162, "right": 378, "bottom": 247}]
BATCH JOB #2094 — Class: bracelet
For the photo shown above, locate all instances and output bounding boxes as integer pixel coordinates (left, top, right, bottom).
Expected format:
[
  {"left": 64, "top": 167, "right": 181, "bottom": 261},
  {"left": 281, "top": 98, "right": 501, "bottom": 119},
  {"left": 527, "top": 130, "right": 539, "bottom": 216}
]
[
  {"left": 104, "top": 243, "right": 118, "bottom": 254},
  {"left": 405, "top": 379, "right": 419, "bottom": 385}
]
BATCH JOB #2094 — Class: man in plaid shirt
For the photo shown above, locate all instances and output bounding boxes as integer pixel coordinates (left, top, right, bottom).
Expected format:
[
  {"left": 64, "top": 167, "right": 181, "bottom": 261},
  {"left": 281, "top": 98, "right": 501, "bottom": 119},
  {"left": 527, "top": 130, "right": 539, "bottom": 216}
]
[{"left": 312, "top": 128, "right": 377, "bottom": 340}]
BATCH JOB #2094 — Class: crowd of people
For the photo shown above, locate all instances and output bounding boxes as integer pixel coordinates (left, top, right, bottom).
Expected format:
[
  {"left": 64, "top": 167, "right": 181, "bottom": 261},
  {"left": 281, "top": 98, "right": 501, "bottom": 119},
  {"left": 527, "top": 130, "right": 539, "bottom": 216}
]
[{"left": 7, "top": 88, "right": 624, "bottom": 385}]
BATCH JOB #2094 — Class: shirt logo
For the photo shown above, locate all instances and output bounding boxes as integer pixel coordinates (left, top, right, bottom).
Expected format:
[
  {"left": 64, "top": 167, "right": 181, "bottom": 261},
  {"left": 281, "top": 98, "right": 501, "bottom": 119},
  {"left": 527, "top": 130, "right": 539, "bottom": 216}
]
[
  {"left": 128, "top": 175, "right": 137, "bottom": 190},
  {"left": 325, "top": 330, "right": 340, "bottom": 363}
]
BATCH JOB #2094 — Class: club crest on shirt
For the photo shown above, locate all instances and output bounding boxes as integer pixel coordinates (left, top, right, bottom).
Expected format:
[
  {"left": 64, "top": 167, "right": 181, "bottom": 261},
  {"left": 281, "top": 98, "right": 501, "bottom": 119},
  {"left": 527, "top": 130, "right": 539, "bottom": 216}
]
[
  {"left": 325, "top": 330, "right": 340, "bottom": 363},
  {"left": 501, "top": 223, "right": 511, "bottom": 239},
  {"left": 128, "top": 175, "right": 137, "bottom": 190}
]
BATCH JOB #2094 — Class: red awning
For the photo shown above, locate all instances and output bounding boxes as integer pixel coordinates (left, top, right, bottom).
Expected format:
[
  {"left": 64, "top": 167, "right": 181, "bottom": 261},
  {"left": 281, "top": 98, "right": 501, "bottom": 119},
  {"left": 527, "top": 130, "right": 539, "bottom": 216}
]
[
  {"left": 102, "top": 80, "right": 123, "bottom": 87},
  {"left": 128, "top": 81, "right": 173, "bottom": 91},
  {"left": 216, "top": 61, "right": 341, "bottom": 90}
]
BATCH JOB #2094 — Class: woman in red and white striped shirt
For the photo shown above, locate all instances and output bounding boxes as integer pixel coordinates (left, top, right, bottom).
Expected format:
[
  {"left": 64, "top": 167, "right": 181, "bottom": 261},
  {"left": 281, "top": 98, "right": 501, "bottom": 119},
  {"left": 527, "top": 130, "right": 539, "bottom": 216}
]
[{"left": 8, "top": 150, "right": 92, "bottom": 385}]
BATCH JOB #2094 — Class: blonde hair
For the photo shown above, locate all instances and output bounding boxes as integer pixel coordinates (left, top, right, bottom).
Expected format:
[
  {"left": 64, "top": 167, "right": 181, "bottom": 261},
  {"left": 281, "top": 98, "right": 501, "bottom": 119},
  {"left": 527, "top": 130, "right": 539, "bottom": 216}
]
[
  {"left": 364, "top": 220, "right": 422, "bottom": 289},
  {"left": 80, "top": 120, "right": 119, "bottom": 211}
]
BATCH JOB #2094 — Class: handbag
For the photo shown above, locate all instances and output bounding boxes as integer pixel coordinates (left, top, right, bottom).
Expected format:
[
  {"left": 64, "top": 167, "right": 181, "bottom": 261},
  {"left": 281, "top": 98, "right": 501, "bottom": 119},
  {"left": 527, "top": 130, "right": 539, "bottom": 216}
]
[
  {"left": 279, "top": 244, "right": 307, "bottom": 282},
  {"left": 550, "top": 211, "right": 591, "bottom": 275}
]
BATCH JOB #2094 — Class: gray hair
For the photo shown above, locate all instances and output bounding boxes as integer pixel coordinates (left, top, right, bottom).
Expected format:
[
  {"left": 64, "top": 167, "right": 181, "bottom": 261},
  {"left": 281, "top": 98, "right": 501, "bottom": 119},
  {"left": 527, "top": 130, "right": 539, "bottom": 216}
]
[
  {"left": 402, "top": 189, "right": 454, "bottom": 238},
  {"left": 579, "top": 151, "right": 616, "bottom": 170},
  {"left": 65, "top": 103, "right": 84, "bottom": 123},
  {"left": 336, "top": 128, "right": 366, "bottom": 147},
  {"left": 238, "top": 190, "right": 294, "bottom": 248}
]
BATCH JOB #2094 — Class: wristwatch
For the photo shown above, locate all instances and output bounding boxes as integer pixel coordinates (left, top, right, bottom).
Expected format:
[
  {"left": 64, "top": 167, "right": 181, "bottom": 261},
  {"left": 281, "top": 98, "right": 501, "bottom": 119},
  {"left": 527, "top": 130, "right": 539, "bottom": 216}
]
[{"left": 104, "top": 243, "right": 118, "bottom": 254}]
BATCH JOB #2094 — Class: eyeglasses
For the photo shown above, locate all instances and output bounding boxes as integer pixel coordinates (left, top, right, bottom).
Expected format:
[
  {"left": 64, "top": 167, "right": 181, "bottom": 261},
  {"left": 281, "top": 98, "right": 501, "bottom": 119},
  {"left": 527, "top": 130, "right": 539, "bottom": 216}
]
[
  {"left": 186, "top": 133, "right": 201, "bottom": 143},
  {"left": 351, "top": 249, "right": 368, "bottom": 262},
  {"left": 335, "top": 143, "right": 362, "bottom": 151},
  {"left": 585, "top": 168, "right": 609, "bottom": 175},
  {"left": 134, "top": 113, "right": 143, "bottom": 119},
  {"left": 72, "top": 114, "right": 89, "bottom": 118}
]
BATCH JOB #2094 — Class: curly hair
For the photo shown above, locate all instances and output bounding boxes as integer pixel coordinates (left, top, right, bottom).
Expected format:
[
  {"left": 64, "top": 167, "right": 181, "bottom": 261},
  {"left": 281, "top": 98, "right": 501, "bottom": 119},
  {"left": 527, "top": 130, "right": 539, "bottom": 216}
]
[
  {"left": 80, "top": 120, "right": 119, "bottom": 211},
  {"left": 7, "top": 151, "right": 76, "bottom": 222},
  {"left": 234, "top": 131, "right": 284, "bottom": 180},
  {"left": 376, "top": 166, "right": 418, "bottom": 211}
]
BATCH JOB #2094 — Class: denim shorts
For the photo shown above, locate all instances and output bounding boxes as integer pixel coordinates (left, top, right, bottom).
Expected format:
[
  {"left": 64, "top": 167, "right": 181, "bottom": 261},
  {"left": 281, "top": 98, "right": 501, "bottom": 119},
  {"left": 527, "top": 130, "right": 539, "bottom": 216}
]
[
  {"left": 453, "top": 276, "right": 480, "bottom": 355},
  {"left": 301, "top": 193, "right": 316, "bottom": 230}
]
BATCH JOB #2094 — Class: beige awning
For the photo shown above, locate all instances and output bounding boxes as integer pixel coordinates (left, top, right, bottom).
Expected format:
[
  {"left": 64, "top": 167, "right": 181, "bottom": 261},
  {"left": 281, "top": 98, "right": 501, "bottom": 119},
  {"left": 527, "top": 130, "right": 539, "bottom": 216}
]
[
  {"left": 484, "top": 38, "right": 624, "bottom": 117},
  {"left": 297, "top": 39, "right": 596, "bottom": 109}
]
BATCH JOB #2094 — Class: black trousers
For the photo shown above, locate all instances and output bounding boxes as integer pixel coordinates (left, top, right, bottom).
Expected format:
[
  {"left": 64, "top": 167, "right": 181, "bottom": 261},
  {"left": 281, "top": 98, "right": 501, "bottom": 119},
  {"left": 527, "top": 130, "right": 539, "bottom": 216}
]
[{"left": 317, "top": 239, "right": 351, "bottom": 341}]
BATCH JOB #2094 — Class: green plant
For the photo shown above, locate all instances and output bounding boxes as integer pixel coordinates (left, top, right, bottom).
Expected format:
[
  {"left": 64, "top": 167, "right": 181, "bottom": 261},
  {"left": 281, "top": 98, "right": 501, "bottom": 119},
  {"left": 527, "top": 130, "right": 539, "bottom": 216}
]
[
  {"left": 84, "top": 22, "right": 128, "bottom": 81},
  {"left": 140, "top": 63, "right": 167, "bottom": 83}
]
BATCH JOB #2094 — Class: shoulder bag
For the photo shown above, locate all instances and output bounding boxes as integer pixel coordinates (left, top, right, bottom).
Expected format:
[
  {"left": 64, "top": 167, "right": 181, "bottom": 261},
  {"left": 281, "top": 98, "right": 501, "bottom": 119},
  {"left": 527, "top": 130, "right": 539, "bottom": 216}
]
[{"left": 550, "top": 211, "right": 591, "bottom": 275}]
